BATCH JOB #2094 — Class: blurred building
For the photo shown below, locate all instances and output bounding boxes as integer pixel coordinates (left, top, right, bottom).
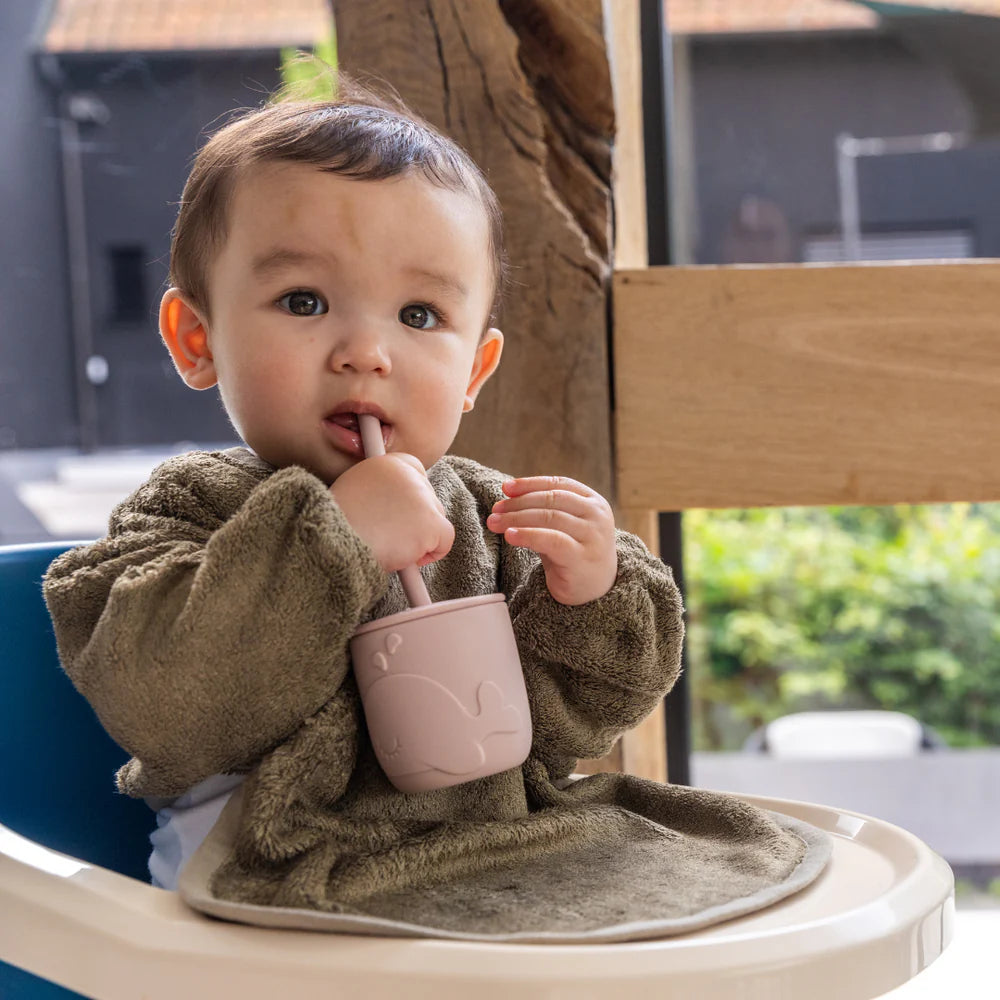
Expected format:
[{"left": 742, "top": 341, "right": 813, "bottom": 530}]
[
  {"left": 667, "top": 0, "right": 1000, "bottom": 265},
  {"left": 0, "top": 0, "right": 330, "bottom": 452}
]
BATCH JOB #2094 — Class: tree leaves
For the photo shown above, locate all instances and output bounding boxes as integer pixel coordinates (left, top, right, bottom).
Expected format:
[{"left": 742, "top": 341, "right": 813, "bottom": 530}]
[{"left": 685, "top": 503, "right": 1000, "bottom": 750}]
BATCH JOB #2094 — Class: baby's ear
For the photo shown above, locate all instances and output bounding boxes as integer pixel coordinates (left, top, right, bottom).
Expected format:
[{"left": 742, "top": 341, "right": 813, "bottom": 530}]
[
  {"left": 159, "top": 289, "right": 217, "bottom": 390},
  {"left": 464, "top": 328, "right": 504, "bottom": 413}
]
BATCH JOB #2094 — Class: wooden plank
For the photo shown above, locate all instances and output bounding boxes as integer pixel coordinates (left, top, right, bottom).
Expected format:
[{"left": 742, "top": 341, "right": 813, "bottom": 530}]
[
  {"left": 612, "top": 505, "right": 667, "bottom": 783},
  {"left": 606, "top": 0, "right": 647, "bottom": 270},
  {"left": 615, "top": 506, "right": 659, "bottom": 552},
  {"left": 604, "top": 1, "right": 667, "bottom": 784},
  {"left": 570, "top": 3, "right": 670, "bottom": 785},
  {"left": 621, "top": 705, "right": 667, "bottom": 784},
  {"left": 574, "top": 501, "right": 670, "bottom": 782},
  {"left": 575, "top": 742, "right": 625, "bottom": 776},
  {"left": 615, "top": 261, "right": 1000, "bottom": 511}
]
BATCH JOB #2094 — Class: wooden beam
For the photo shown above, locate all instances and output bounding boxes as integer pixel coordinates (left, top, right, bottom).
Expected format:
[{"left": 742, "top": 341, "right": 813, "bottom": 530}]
[
  {"left": 606, "top": 0, "right": 647, "bottom": 271},
  {"left": 615, "top": 261, "right": 1000, "bottom": 511},
  {"left": 601, "top": 0, "right": 669, "bottom": 784}
]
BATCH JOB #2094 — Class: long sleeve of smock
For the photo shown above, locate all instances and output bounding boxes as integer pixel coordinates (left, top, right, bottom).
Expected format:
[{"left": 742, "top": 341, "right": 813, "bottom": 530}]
[
  {"left": 505, "top": 531, "right": 684, "bottom": 780},
  {"left": 438, "top": 457, "right": 685, "bottom": 782},
  {"left": 42, "top": 450, "right": 387, "bottom": 799}
]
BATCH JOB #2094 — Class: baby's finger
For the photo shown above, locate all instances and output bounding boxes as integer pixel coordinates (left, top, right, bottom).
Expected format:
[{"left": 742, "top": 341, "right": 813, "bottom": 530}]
[
  {"left": 501, "top": 525, "right": 580, "bottom": 563},
  {"left": 492, "top": 488, "right": 594, "bottom": 519},
  {"left": 502, "top": 475, "right": 596, "bottom": 500},
  {"left": 487, "top": 507, "right": 590, "bottom": 544}
]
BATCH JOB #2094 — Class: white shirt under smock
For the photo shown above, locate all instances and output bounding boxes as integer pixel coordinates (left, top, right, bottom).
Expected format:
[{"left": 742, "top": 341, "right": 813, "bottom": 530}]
[{"left": 145, "top": 773, "right": 245, "bottom": 890}]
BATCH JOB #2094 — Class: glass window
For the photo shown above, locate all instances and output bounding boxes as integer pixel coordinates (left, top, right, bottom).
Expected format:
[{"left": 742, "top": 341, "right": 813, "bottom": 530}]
[{"left": 668, "top": 0, "right": 1000, "bottom": 912}]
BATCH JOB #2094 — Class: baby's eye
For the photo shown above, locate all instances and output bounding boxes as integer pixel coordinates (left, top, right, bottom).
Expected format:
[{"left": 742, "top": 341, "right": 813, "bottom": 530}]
[
  {"left": 399, "top": 303, "right": 441, "bottom": 330},
  {"left": 277, "top": 290, "right": 328, "bottom": 316}
]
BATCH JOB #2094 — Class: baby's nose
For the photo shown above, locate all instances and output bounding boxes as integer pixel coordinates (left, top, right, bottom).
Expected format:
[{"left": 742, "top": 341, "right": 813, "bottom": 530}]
[{"left": 328, "top": 335, "right": 391, "bottom": 375}]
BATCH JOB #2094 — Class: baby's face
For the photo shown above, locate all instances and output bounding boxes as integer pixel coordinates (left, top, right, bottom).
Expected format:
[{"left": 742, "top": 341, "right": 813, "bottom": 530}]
[{"left": 202, "top": 162, "right": 500, "bottom": 484}]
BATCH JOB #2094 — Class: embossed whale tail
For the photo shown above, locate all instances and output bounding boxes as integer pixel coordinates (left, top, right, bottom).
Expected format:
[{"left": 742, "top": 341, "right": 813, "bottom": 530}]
[
  {"left": 474, "top": 680, "right": 522, "bottom": 738},
  {"left": 365, "top": 674, "right": 526, "bottom": 779}
]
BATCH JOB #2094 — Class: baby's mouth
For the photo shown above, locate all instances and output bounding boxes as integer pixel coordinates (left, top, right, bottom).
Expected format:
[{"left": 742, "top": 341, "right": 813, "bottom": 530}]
[
  {"left": 323, "top": 410, "right": 392, "bottom": 456},
  {"left": 328, "top": 412, "right": 361, "bottom": 432}
]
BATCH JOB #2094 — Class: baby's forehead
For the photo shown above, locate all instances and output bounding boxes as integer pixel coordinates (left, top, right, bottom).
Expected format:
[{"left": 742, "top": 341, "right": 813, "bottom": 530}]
[
  {"left": 217, "top": 160, "right": 496, "bottom": 311},
  {"left": 230, "top": 160, "right": 491, "bottom": 258},
  {"left": 232, "top": 158, "right": 482, "bottom": 212}
]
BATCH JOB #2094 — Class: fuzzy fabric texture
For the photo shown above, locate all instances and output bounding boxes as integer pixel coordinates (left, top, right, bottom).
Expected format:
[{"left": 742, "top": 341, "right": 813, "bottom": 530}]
[{"left": 43, "top": 447, "right": 827, "bottom": 939}]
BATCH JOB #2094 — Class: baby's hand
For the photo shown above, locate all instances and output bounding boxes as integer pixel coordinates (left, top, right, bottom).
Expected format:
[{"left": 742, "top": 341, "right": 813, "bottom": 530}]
[
  {"left": 331, "top": 455, "right": 455, "bottom": 573},
  {"left": 487, "top": 476, "right": 618, "bottom": 606}
]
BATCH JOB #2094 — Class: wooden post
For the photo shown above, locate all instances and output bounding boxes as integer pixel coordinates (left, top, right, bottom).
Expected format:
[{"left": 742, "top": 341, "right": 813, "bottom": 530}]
[{"left": 603, "top": 0, "right": 666, "bottom": 784}]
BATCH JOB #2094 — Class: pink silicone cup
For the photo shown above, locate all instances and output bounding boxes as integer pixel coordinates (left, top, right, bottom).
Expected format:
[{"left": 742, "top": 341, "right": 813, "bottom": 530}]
[{"left": 351, "top": 412, "right": 532, "bottom": 792}]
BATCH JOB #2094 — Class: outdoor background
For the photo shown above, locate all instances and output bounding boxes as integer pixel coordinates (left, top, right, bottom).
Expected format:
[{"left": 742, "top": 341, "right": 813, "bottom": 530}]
[{"left": 667, "top": 1, "right": 1000, "bottom": 917}]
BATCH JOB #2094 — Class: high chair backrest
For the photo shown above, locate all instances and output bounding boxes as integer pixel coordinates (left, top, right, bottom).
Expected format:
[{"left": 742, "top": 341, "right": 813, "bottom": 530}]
[{"left": 0, "top": 542, "right": 153, "bottom": 882}]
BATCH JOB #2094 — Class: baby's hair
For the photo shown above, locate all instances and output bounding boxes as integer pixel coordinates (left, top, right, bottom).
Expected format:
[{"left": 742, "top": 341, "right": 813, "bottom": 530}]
[{"left": 169, "top": 74, "right": 508, "bottom": 328}]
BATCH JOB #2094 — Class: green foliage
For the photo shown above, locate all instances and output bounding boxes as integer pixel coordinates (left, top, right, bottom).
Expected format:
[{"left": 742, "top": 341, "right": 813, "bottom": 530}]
[
  {"left": 684, "top": 503, "right": 1000, "bottom": 750},
  {"left": 954, "top": 877, "right": 975, "bottom": 900},
  {"left": 280, "top": 32, "right": 338, "bottom": 101}
]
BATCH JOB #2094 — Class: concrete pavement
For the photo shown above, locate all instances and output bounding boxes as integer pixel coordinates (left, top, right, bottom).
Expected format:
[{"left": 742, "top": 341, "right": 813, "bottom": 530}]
[{"left": 0, "top": 442, "right": 238, "bottom": 544}]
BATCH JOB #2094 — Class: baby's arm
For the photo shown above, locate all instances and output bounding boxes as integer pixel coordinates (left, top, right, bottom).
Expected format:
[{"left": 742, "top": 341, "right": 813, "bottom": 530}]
[
  {"left": 502, "top": 526, "right": 684, "bottom": 781},
  {"left": 450, "top": 456, "right": 684, "bottom": 782},
  {"left": 43, "top": 452, "right": 387, "bottom": 799}
]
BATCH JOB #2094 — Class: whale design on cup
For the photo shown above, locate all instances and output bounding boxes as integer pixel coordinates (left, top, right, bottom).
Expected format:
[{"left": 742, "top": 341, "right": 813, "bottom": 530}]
[
  {"left": 349, "top": 414, "right": 533, "bottom": 793},
  {"left": 352, "top": 592, "right": 532, "bottom": 792},
  {"left": 364, "top": 676, "right": 523, "bottom": 779}
]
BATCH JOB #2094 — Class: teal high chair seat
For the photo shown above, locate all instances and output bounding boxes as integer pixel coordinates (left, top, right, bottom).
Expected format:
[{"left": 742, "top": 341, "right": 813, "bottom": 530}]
[
  {"left": 0, "top": 537, "right": 955, "bottom": 999},
  {"left": 0, "top": 541, "right": 153, "bottom": 998}
]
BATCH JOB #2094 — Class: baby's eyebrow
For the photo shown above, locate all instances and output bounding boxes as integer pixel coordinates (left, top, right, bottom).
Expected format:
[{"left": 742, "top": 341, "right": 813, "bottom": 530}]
[
  {"left": 251, "top": 247, "right": 469, "bottom": 302},
  {"left": 250, "top": 246, "right": 326, "bottom": 278},
  {"left": 402, "top": 266, "right": 469, "bottom": 302}
]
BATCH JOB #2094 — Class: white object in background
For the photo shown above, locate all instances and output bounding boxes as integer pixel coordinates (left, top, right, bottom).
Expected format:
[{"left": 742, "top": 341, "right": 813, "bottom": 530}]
[
  {"left": 13, "top": 445, "right": 224, "bottom": 537},
  {"left": 85, "top": 355, "right": 110, "bottom": 386},
  {"left": 766, "top": 711, "right": 924, "bottom": 759}
]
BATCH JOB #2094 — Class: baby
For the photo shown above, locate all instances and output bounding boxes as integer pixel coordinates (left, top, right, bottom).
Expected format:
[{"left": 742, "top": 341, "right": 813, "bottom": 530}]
[{"left": 43, "top": 89, "right": 685, "bottom": 911}]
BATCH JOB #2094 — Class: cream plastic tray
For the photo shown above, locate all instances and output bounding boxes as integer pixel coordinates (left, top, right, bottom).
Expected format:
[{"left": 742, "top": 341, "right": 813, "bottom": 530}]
[{"left": 0, "top": 793, "right": 954, "bottom": 1000}]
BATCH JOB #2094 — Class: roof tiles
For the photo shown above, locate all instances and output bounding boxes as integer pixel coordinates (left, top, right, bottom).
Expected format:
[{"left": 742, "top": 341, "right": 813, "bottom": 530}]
[
  {"left": 668, "top": 0, "right": 1000, "bottom": 35},
  {"left": 43, "top": 0, "right": 331, "bottom": 53}
]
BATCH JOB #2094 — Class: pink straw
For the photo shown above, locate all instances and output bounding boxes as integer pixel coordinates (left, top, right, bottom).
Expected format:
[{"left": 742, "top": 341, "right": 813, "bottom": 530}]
[{"left": 358, "top": 413, "right": 433, "bottom": 607}]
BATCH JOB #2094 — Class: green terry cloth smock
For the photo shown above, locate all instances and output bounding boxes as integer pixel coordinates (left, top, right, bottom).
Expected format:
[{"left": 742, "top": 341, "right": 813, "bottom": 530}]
[{"left": 43, "top": 447, "right": 829, "bottom": 943}]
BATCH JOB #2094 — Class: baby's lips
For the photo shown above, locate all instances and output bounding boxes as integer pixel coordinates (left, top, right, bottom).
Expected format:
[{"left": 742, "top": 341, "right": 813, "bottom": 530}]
[{"left": 325, "top": 409, "right": 393, "bottom": 449}]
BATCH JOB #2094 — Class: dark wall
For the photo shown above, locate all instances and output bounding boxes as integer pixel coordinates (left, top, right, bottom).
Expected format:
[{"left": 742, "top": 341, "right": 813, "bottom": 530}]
[
  {"left": 0, "top": 1, "right": 76, "bottom": 449},
  {"left": 686, "top": 32, "right": 1000, "bottom": 263},
  {"left": 2, "top": 2, "right": 284, "bottom": 452},
  {"left": 860, "top": 141, "right": 1000, "bottom": 255},
  {"left": 56, "top": 53, "right": 284, "bottom": 447}
]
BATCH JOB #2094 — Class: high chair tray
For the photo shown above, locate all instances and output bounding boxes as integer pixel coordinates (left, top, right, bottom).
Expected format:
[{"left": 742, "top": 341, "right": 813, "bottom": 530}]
[{"left": 0, "top": 793, "right": 953, "bottom": 1000}]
